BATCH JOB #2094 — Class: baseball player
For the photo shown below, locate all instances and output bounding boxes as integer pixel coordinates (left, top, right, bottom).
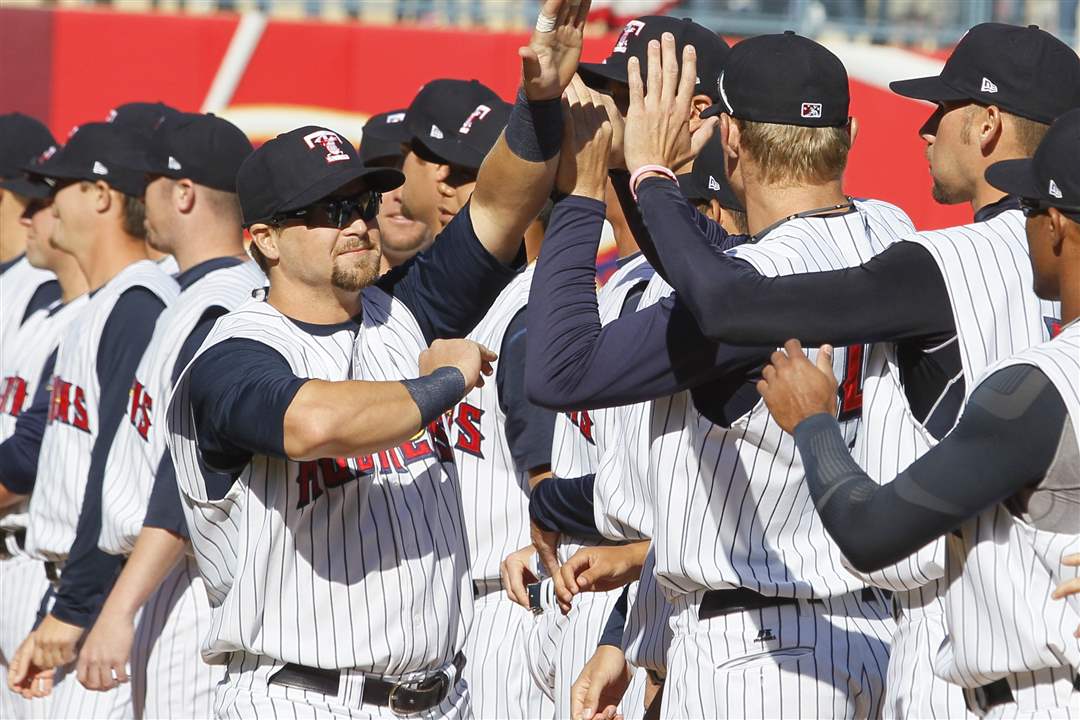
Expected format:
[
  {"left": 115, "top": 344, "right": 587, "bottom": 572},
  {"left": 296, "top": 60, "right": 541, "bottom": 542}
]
[
  {"left": 640, "top": 23, "right": 1079, "bottom": 718},
  {"left": 0, "top": 114, "right": 61, "bottom": 374},
  {"left": 164, "top": 5, "right": 590, "bottom": 716},
  {"left": 0, "top": 161, "right": 89, "bottom": 720},
  {"left": 5, "top": 121, "right": 179, "bottom": 718},
  {"left": 357, "top": 108, "right": 430, "bottom": 274},
  {"left": 528, "top": 34, "right": 912, "bottom": 719},
  {"left": 75, "top": 112, "right": 259, "bottom": 718},
  {"left": 756, "top": 107, "right": 1080, "bottom": 718}
]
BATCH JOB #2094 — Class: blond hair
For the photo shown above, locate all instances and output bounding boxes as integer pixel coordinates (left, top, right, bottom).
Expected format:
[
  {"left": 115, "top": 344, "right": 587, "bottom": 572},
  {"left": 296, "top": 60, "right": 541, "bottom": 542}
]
[{"left": 736, "top": 119, "right": 851, "bottom": 186}]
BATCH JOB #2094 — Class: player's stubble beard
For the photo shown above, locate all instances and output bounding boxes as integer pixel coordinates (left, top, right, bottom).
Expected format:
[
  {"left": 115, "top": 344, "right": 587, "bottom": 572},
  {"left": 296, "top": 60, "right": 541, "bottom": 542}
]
[{"left": 331, "top": 245, "right": 381, "bottom": 292}]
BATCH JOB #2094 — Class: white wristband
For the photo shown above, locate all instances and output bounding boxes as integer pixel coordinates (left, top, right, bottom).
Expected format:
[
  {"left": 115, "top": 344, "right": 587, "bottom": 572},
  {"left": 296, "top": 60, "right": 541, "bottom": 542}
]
[{"left": 535, "top": 12, "right": 556, "bottom": 33}]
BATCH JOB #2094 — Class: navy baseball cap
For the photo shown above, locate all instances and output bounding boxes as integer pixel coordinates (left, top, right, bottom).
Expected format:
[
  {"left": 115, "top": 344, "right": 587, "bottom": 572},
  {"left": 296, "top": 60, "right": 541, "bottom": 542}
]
[
  {"left": 135, "top": 112, "right": 252, "bottom": 193},
  {"left": 404, "top": 80, "right": 511, "bottom": 171},
  {"left": 236, "top": 125, "right": 404, "bottom": 227},
  {"left": 702, "top": 31, "right": 849, "bottom": 128},
  {"left": 891, "top": 24, "right": 1080, "bottom": 125},
  {"left": 0, "top": 113, "right": 55, "bottom": 179},
  {"left": 679, "top": 134, "right": 742, "bottom": 210},
  {"left": 34, "top": 122, "right": 151, "bottom": 197},
  {"left": 0, "top": 144, "right": 59, "bottom": 200},
  {"left": 986, "top": 108, "right": 1080, "bottom": 212},
  {"left": 579, "top": 16, "right": 730, "bottom": 101},
  {"left": 107, "top": 101, "right": 181, "bottom": 136},
  {"left": 359, "top": 109, "right": 410, "bottom": 165}
]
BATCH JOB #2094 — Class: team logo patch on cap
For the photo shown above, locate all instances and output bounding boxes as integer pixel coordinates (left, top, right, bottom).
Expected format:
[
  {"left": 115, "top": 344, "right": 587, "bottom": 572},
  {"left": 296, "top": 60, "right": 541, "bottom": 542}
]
[
  {"left": 303, "top": 130, "right": 350, "bottom": 164},
  {"left": 708, "top": 176, "right": 721, "bottom": 191},
  {"left": 387, "top": 112, "right": 406, "bottom": 124},
  {"left": 430, "top": 124, "right": 445, "bottom": 140},
  {"left": 167, "top": 156, "right": 183, "bottom": 171},
  {"left": 459, "top": 105, "right": 492, "bottom": 135},
  {"left": 613, "top": 20, "right": 645, "bottom": 53},
  {"left": 92, "top": 161, "right": 109, "bottom": 176},
  {"left": 105, "top": 109, "right": 118, "bottom": 122},
  {"left": 801, "top": 103, "right": 823, "bottom": 119},
  {"left": 38, "top": 146, "right": 57, "bottom": 163},
  {"left": 980, "top": 77, "right": 998, "bottom": 93},
  {"left": 1049, "top": 179, "right": 1063, "bottom": 198}
]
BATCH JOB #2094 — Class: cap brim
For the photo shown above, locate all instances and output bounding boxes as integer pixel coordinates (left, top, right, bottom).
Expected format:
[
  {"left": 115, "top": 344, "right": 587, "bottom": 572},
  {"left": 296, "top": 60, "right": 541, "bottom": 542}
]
[
  {"left": 677, "top": 173, "right": 706, "bottom": 202},
  {"left": 889, "top": 75, "right": 970, "bottom": 103},
  {"left": 578, "top": 59, "right": 628, "bottom": 89},
  {"left": 278, "top": 163, "right": 404, "bottom": 216},
  {"left": 0, "top": 175, "right": 52, "bottom": 199},
  {"left": 700, "top": 103, "right": 725, "bottom": 119},
  {"left": 985, "top": 158, "right": 1042, "bottom": 200},
  {"left": 359, "top": 137, "right": 406, "bottom": 166}
]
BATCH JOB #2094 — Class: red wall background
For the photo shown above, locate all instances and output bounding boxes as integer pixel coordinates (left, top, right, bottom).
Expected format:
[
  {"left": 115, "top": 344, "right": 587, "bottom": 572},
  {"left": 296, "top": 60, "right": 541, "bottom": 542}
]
[{"left": 0, "top": 5, "right": 968, "bottom": 231}]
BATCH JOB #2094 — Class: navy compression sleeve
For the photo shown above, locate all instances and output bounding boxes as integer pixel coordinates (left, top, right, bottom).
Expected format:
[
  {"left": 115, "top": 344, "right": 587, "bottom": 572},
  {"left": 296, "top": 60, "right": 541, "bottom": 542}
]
[
  {"left": 496, "top": 308, "right": 556, "bottom": 473},
  {"left": 793, "top": 364, "right": 1068, "bottom": 573},
  {"left": 529, "top": 474, "right": 601, "bottom": 537}
]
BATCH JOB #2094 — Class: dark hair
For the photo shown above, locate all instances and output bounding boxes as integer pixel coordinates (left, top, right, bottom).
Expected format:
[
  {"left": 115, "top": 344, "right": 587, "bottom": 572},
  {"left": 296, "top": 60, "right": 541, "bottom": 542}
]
[{"left": 122, "top": 194, "right": 147, "bottom": 240}]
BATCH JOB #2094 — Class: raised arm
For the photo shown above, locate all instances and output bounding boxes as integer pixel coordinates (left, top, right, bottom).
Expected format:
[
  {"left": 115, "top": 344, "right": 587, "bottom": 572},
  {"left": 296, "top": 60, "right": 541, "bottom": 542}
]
[{"left": 468, "top": 0, "right": 591, "bottom": 263}]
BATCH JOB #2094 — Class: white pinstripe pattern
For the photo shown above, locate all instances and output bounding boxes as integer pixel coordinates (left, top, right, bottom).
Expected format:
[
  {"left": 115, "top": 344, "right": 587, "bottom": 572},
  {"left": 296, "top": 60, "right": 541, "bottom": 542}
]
[
  {"left": 168, "top": 289, "right": 471, "bottom": 679},
  {"left": 26, "top": 260, "right": 178, "bottom": 561},
  {"left": 129, "top": 554, "right": 223, "bottom": 719},
  {"left": 622, "top": 548, "right": 673, "bottom": 675},
  {"left": 0, "top": 256, "right": 55, "bottom": 372},
  {"left": 99, "top": 261, "right": 264, "bottom": 555},
  {"left": 0, "top": 556, "right": 51, "bottom": 720},
  {"left": 554, "top": 590, "right": 625, "bottom": 720},
  {"left": 933, "top": 327, "right": 1080, "bottom": 717},
  {"left": 852, "top": 210, "right": 1060, "bottom": 719},
  {"left": 0, "top": 296, "right": 87, "bottom": 543}
]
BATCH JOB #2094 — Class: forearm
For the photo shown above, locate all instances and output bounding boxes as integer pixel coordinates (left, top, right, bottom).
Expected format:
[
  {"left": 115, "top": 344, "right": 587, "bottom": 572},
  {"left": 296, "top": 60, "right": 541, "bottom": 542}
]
[
  {"left": 530, "top": 474, "right": 602, "bottom": 538},
  {"left": 0, "top": 484, "right": 26, "bottom": 508},
  {"left": 609, "top": 171, "right": 664, "bottom": 277},
  {"left": 97, "top": 528, "right": 185, "bottom": 620},
  {"left": 471, "top": 92, "right": 562, "bottom": 264},
  {"left": 284, "top": 370, "right": 463, "bottom": 461},
  {"left": 793, "top": 365, "right": 1067, "bottom": 571}
]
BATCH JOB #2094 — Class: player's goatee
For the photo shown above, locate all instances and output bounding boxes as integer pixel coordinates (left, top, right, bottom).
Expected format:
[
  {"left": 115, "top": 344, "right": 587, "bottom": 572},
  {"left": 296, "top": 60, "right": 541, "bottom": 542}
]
[{"left": 331, "top": 254, "right": 380, "bottom": 291}]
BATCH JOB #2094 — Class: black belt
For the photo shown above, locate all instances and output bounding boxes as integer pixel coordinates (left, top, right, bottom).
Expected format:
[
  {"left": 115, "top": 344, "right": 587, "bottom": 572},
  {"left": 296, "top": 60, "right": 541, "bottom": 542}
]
[
  {"left": 268, "top": 651, "right": 466, "bottom": 716},
  {"left": 699, "top": 587, "right": 881, "bottom": 620},
  {"left": 970, "top": 674, "right": 1080, "bottom": 714},
  {"left": 0, "top": 527, "right": 25, "bottom": 560},
  {"left": 472, "top": 578, "right": 503, "bottom": 599}
]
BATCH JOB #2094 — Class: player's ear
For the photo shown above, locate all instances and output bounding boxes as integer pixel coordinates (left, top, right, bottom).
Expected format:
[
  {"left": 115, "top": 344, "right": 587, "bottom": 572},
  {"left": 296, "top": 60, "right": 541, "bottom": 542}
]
[
  {"left": 979, "top": 105, "right": 1004, "bottom": 154},
  {"left": 248, "top": 223, "right": 281, "bottom": 264},
  {"left": 175, "top": 179, "right": 196, "bottom": 214},
  {"left": 847, "top": 116, "right": 859, "bottom": 147},
  {"left": 1047, "top": 207, "right": 1071, "bottom": 256},
  {"left": 689, "top": 94, "right": 712, "bottom": 121},
  {"left": 93, "top": 181, "right": 112, "bottom": 214},
  {"left": 720, "top": 114, "right": 739, "bottom": 159}
]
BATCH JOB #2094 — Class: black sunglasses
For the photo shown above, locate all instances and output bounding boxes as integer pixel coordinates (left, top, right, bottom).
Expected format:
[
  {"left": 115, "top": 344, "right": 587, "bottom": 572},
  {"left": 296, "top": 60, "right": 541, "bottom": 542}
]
[
  {"left": 274, "top": 191, "right": 381, "bottom": 229},
  {"left": 1019, "top": 197, "right": 1080, "bottom": 220}
]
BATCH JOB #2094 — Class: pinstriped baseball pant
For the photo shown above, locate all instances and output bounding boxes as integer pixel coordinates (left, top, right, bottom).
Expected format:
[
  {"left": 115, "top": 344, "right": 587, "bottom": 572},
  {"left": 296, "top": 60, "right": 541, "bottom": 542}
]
[{"left": 662, "top": 589, "right": 894, "bottom": 720}]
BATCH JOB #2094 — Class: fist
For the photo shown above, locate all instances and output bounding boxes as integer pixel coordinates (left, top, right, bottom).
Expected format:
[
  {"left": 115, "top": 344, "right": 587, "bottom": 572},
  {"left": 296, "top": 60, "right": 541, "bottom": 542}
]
[
  {"left": 419, "top": 339, "right": 497, "bottom": 392},
  {"left": 756, "top": 339, "right": 839, "bottom": 434}
]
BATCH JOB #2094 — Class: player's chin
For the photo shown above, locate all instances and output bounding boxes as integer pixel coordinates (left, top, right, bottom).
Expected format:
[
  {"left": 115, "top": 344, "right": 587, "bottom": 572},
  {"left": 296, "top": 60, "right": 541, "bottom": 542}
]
[{"left": 331, "top": 252, "right": 380, "bottom": 292}]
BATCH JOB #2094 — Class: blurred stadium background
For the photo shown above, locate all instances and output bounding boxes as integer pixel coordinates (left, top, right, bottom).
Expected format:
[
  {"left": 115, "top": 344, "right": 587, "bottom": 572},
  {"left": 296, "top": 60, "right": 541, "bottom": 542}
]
[{"left": 2, "top": 0, "right": 1077, "bottom": 272}]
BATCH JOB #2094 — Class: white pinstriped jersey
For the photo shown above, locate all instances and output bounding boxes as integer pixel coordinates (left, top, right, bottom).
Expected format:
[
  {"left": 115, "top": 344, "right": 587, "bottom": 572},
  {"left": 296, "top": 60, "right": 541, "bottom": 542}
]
[
  {"left": 155, "top": 254, "right": 180, "bottom": 276},
  {"left": 0, "top": 296, "right": 88, "bottom": 536},
  {"left": 593, "top": 271, "right": 670, "bottom": 543},
  {"left": 452, "top": 265, "right": 534, "bottom": 580},
  {"left": 552, "top": 255, "right": 655, "bottom": 563},
  {"left": 98, "top": 261, "right": 264, "bottom": 555},
  {"left": 936, "top": 325, "right": 1080, "bottom": 688},
  {"left": 651, "top": 199, "right": 915, "bottom": 598},
  {"left": 0, "top": 256, "right": 55, "bottom": 372},
  {"left": 622, "top": 547, "right": 673, "bottom": 673},
  {"left": 26, "top": 260, "right": 178, "bottom": 561},
  {"left": 168, "top": 290, "right": 470, "bottom": 675}
]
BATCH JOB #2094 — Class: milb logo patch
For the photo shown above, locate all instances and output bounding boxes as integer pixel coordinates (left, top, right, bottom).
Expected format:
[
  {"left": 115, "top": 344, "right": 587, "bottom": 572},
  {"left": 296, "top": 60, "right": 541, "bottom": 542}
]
[{"left": 801, "top": 103, "right": 822, "bottom": 119}]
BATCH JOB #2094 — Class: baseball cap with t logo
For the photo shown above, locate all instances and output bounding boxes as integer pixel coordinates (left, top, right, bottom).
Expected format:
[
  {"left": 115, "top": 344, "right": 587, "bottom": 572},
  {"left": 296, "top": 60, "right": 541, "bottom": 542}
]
[{"left": 403, "top": 79, "right": 511, "bottom": 172}]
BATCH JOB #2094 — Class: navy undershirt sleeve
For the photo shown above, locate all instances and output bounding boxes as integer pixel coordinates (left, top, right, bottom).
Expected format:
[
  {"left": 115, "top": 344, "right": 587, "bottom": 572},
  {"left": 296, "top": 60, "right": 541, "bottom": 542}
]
[
  {"left": 496, "top": 308, "right": 556, "bottom": 473},
  {"left": 188, "top": 338, "right": 307, "bottom": 475},
  {"left": 598, "top": 584, "right": 630, "bottom": 648},
  {"left": 636, "top": 178, "right": 954, "bottom": 347},
  {"left": 53, "top": 288, "right": 167, "bottom": 628},
  {"left": 793, "top": 364, "right": 1067, "bottom": 573},
  {"left": 529, "top": 474, "right": 602, "bottom": 538},
  {"left": 377, "top": 202, "right": 524, "bottom": 344},
  {"left": 526, "top": 195, "right": 771, "bottom": 412},
  {"left": 0, "top": 350, "right": 55, "bottom": 495},
  {"left": 21, "top": 280, "right": 61, "bottom": 325},
  {"left": 143, "top": 307, "right": 229, "bottom": 535}
]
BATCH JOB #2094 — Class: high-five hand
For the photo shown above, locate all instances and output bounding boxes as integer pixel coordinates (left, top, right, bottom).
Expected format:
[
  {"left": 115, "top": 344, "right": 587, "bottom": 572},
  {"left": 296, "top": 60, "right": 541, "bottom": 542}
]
[
  {"left": 623, "top": 32, "right": 698, "bottom": 173},
  {"left": 556, "top": 75, "right": 614, "bottom": 200},
  {"left": 520, "top": 0, "right": 592, "bottom": 101}
]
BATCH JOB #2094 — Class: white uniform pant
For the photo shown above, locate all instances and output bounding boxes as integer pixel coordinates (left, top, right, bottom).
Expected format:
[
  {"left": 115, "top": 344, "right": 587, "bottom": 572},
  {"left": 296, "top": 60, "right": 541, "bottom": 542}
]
[
  {"left": 461, "top": 588, "right": 552, "bottom": 719},
  {"left": 0, "top": 555, "right": 52, "bottom": 720},
  {"left": 215, "top": 652, "right": 470, "bottom": 720},
  {"left": 961, "top": 667, "right": 1079, "bottom": 720},
  {"left": 885, "top": 599, "right": 973, "bottom": 719},
  {"left": 131, "top": 554, "right": 223, "bottom": 719},
  {"left": 662, "top": 589, "right": 895, "bottom": 720}
]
